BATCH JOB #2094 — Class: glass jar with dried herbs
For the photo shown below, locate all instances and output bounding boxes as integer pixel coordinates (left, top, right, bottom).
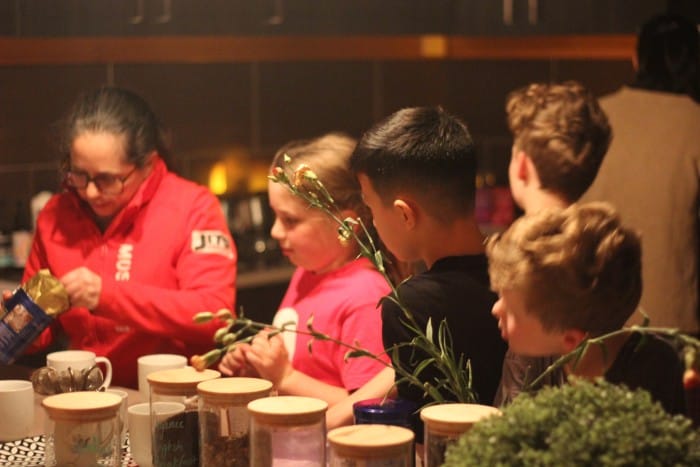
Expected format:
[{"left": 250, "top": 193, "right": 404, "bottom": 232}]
[
  {"left": 197, "top": 377, "right": 273, "bottom": 467},
  {"left": 147, "top": 367, "right": 220, "bottom": 467}
]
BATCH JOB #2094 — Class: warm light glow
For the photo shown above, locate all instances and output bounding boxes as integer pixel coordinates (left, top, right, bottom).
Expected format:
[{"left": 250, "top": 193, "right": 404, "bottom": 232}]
[
  {"left": 209, "top": 162, "right": 228, "bottom": 195},
  {"left": 248, "top": 161, "right": 271, "bottom": 193}
]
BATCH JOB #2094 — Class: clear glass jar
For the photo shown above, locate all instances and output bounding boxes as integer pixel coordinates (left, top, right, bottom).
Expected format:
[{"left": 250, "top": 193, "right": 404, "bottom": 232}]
[
  {"left": 197, "top": 377, "right": 273, "bottom": 467},
  {"left": 147, "top": 367, "right": 220, "bottom": 467},
  {"left": 248, "top": 395, "right": 328, "bottom": 467},
  {"left": 328, "top": 424, "right": 415, "bottom": 467},
  {"left": 420, "top": 403, "right": 501, "bottom": 467},
  {"left": 42, "top": 391, "right": 122, "bottom": 467}
]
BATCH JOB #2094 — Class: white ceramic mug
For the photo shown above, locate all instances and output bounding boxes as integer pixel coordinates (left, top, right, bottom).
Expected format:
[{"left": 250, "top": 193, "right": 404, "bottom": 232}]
[
  {"left": 46, "top": 350, "right": 112, "bottom": 390},
  {"left": 0, "top": 380, "right": 34, "bottom": 441},
  {"left": 128, "top": 401, "right": 185, "bottom": 467},
  {"left": 137, "top": 354, "right": 187, "bottom": 399}
]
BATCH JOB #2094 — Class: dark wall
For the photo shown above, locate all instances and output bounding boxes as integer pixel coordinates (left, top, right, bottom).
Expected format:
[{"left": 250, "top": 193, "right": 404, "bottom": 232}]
[{"left": 0, "top": 58, "right": 634, "bottom": 201}]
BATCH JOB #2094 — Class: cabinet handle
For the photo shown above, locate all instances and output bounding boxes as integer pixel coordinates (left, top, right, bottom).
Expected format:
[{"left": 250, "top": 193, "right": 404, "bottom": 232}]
[
  {"left": 154, "top": 0, "right": 172, "bottom": 24},
  {"left": 528, "top": 0, "right": 538, "bottom": 25},
  {"left": 266, "top": 0, "right": 285, "bottom": 25},
  {"left": 502, "top": 0, "right": 513, "bottom": 26},
  {"left": 129, "top": 0, "right": 144, "bottom": 25}
]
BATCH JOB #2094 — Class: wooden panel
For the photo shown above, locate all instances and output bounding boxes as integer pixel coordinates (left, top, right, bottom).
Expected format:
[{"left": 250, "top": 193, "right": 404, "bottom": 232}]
[
  {"left": 0, "top": 65, "right": 107, "bottom": 164},
  {"left": 258, "top": 61, "right": 374, "bottom": 149},
  {"left": 381, "top": 61, "right": 451, "bottom": 117},
  {"left": 0, "top": 0, "right": 16, "bottom": 36},
  {"left": 554, "top": 60, "right": 635, "bottom": 97},
  {"left": 113, "top": 63, "right": 252, "bottom": 158},
  {"left": 0, "top": 35, "right": 636, "bottom": 65}
]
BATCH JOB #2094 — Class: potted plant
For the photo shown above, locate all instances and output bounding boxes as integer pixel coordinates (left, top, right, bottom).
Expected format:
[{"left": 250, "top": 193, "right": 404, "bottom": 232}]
[{"left": 443, "top": 378, "right": 700, "bottom": 466}]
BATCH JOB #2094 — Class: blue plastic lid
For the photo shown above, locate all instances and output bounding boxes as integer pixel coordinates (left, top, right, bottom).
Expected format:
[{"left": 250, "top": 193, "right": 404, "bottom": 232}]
[{"left": 353, "top": 398, "right": 419, "bottom": 427}]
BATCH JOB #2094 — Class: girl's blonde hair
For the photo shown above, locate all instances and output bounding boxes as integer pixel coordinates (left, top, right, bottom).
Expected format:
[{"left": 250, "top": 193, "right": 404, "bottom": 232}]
[{"left": 271, "top": 132, "right": 410, "bottom": 284}]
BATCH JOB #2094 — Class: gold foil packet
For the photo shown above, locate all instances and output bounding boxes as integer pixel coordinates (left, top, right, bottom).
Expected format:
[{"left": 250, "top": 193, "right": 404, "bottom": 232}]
[{"left": 22, "top": 269, "right": 70, "bottom": 317}]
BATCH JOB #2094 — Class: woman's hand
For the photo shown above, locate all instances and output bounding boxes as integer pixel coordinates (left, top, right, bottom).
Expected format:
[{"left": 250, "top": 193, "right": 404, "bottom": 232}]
[
  {"left": 60, "top": 267, "right": 102, "bottom": 310},
  {"left": 245, "top": 329, "right": 294, "bottom": 388},
  {"left": 218, "top": 343, "right": 257, "bottom": 377}
]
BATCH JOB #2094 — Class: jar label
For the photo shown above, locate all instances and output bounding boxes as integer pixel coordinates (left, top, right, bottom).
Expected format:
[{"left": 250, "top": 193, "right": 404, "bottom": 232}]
[
  {"left": 47, "top": 419, "right": 117, "bottom": 467},
  {"left": 153, "top": 411, "right": 199, "bottom": 466}
]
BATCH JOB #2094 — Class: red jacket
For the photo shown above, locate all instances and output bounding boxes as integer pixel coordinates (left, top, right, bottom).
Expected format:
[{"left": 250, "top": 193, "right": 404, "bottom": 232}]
[{"left": 25, "top": 158, "right": 237, "bottom": 388}]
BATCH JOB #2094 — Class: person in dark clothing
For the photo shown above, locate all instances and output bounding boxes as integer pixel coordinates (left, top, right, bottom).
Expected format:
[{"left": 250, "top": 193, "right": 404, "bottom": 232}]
[
  {"left": 326, "top": 106, "right": 507, "bottom": 438},
  {"left": 488, "top": 202, "right": 686, "bottom": 415}
]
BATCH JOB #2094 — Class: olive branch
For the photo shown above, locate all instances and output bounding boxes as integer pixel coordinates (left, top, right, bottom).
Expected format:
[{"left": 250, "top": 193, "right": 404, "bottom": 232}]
[
  {"left": 527, "top": 311, "right": 700, "bottom": 391},
  {"left": 191, "top": 155, "right": 477, "bottom": 404}
]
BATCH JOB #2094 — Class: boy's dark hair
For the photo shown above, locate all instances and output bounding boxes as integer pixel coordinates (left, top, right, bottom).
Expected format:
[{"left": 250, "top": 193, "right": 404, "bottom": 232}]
[
  {"left": 634, "top": 13, "right": 700, "bottom": 102},
  {"left": 349, "top": 106, "right": 477, "bottom": 223},
  {"left": 506, "top": 81, "right": 611, "bottom": 203}
]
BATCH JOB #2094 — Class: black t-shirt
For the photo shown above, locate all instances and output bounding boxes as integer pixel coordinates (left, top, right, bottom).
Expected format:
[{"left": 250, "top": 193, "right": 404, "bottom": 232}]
[
  {"left": 381, "top": 255, "right": 507, "bottom": 415},
  {"left": 606, "top": 332, "right": 686, "bottom": 415},
  {"left": 495, "top": 332, "right": 686, "bottom": 416}
]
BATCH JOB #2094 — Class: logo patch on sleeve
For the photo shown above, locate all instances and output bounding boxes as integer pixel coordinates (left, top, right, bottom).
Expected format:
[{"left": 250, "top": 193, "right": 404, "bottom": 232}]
[{"left": 191, "top": 230, "right": 234, "bottom": 258}]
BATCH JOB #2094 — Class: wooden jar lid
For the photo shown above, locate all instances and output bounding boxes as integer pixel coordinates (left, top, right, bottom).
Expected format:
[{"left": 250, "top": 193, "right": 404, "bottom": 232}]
[
  {"left": 420, "top": 403, "right": 501, "bottom": 436},
  {"left": 328, "top": 424, "right": 414, "bottom": 458},
  {"left": 247, "top": 396, "right": 327, "bottom": 426},
  {"left": 197, "top": 377, "right": 273, "bottom": 404},
  {"left": 147, "top": 367, "right": 220, "bottom": 396},
  {"left": 42, "top": 391, "right": 122, "bottom": 422}
]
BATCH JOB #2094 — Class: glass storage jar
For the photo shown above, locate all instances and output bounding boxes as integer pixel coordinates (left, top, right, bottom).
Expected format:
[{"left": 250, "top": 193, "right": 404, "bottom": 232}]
[
  {"left": 197, "top": 377, "right": 273, "bottom": 467},
  {"left": 147, "top": 367, "right": 220, "bottom": 467},
  {"left": 42, "top": 391, "right": 122, "bottom": 467},
  {"left": 248, "top": 395, "right": 328, "bottom": 467},
  {"left": 419, "top": 403, "right": 501, "bottom": 467},
  {"left": 327, "top": 424, "right": 415, "bottom": 467}
]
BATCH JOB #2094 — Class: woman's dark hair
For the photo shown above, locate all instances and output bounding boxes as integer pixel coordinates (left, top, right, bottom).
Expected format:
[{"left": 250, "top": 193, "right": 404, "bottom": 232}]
[
  {"left": 633, "top": 14, "right": 700, "bottom": 102},
  {"left": 59, "top": 86, "right": 171, "bottom": 168}
]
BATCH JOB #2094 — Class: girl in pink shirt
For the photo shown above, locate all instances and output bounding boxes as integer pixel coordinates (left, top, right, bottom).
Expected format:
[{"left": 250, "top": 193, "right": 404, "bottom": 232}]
[{"left": 219, "top": 133, "right": 399, "bottom": 406}]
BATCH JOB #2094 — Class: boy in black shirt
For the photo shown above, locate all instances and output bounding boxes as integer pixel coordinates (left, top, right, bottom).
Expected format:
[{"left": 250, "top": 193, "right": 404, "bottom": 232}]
[{"left": 328, "top": 107, "right": 506, "bottom": 436}]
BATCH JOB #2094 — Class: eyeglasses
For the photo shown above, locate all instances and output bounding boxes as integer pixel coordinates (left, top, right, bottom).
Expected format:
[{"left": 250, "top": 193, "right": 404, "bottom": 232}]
[{"left": 65, "top": 166, "right": 138, "bottom": 195}]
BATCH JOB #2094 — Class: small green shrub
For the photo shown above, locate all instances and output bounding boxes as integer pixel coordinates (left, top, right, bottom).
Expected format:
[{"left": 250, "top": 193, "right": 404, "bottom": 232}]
[{"left": 444, "top": 379, "right": 700, "bottom": 467}]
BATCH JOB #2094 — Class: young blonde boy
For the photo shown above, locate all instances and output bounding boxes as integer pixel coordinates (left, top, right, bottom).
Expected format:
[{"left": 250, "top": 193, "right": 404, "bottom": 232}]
[
  {"left": 506, "top": 80, "right": 611, "bottom": 213},
  {"left": 487, "top": 202, "right": 685, "bottom": 414}
]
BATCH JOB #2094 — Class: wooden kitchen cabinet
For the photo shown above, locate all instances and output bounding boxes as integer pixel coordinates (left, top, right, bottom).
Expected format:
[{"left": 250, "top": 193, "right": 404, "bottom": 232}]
[
  {"left": 453, "top": 0, "right": 667, "bottom": 36},
  {"left": 2, "top": 0, "right": 671, "bottom": 38}
]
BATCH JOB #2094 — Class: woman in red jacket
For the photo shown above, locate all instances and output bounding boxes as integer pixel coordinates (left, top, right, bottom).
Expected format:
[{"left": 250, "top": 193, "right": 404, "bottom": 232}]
[{"left": 24, "top": 87, "right": 237, "bottom": 388}]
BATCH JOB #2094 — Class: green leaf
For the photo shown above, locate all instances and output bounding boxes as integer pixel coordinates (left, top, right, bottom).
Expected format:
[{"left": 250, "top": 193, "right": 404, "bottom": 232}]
[{"left": 425, "top": 318, "right": 434, "bottom": 344}]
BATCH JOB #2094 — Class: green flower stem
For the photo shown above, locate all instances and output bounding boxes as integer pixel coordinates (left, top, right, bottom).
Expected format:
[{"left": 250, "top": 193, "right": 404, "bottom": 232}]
[{"left": 527, "top": 323, "right": 700, "bottom": 390}]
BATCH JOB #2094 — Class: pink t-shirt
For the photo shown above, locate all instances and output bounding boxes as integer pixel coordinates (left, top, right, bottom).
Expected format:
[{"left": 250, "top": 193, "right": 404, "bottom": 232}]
[{"left": 274, "top": 257, "right": 390, "bottom": 391}]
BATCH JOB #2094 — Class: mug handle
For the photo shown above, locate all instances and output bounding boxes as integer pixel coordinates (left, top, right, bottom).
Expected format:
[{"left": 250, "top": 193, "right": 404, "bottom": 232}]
[{"left": 95, "top": 356, "right": 112, "bottom": 390}]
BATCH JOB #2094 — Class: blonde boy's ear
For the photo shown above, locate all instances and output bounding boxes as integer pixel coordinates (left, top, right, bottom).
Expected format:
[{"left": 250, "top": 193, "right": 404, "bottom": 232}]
[
  {"left": 561, "top": 328, "right": 587, "bottom": 353},
  {"left": 515, "top": 150, "right": 544, "bottom": 190},
  {"left": 513, "top": 149, "right": 530, "bottom": 182},
  {"left": 393, "top": 198, "right": 417, "bottom": 230}
]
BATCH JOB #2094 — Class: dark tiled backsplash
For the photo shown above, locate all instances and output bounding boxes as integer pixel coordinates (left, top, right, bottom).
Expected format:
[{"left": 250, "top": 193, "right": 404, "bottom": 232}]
[{"left": 0, "top": 58, "right": 635, "bottom": 225}]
